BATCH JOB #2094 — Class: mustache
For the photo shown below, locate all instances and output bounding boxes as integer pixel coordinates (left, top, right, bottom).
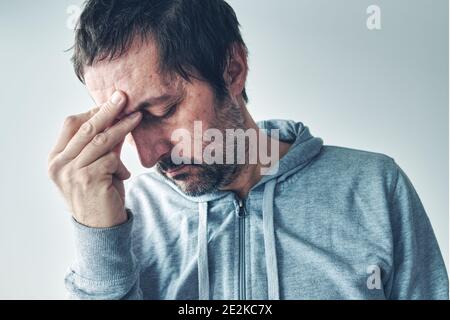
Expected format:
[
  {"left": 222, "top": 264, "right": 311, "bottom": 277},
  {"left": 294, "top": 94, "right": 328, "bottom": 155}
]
[{"left": 157, "top": 155, "right": 197, "bottom": 172}]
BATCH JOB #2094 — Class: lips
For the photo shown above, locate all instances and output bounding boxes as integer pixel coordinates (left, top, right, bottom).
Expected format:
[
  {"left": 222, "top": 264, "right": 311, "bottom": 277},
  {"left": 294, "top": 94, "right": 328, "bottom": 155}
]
[{"left": 166, "top": 165, "right": 187, "bottom": 174}]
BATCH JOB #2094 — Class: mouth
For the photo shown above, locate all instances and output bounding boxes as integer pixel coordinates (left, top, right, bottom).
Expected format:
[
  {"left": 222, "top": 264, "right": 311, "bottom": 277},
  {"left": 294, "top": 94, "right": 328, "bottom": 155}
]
[{"left": 165, "top": 164, "right": 188, "bottom": 175}]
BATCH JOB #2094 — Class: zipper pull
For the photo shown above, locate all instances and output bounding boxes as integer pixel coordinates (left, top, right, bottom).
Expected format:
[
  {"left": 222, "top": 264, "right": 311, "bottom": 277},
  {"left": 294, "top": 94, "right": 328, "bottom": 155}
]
[{"left": 238, "top": 199, "right": 246, "bottom": 218}]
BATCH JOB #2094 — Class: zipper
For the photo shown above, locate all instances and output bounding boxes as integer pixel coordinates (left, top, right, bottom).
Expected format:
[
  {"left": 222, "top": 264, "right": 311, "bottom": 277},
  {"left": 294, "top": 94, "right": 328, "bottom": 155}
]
[{"left": 238, "top": 198, "right": 246, "bottom": 300}]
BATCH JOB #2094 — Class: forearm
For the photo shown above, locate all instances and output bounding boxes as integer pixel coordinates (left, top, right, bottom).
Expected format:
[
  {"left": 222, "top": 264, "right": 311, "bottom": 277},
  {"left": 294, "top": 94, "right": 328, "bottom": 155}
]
[{"left": 65, "top": 211, "right": 143, "bottom": 300}]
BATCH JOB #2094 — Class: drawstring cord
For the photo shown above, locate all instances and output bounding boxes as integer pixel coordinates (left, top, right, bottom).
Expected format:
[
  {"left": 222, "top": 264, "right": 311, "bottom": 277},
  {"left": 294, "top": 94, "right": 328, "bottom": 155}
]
[
  {"left": 263, "top": 179, "right": 280, "bottom": 299},
  {"left": 198, "top": 202, "right": 210, "bottom": 300}
]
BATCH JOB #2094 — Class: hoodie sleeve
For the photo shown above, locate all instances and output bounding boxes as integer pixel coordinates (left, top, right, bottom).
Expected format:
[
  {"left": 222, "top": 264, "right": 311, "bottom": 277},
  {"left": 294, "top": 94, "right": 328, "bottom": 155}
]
[
  {"left": 386, "top": 163, "right": 449, "bottom": 300},
  {"left": 64, "top": 211, "right": 143, "bottom": 300}
]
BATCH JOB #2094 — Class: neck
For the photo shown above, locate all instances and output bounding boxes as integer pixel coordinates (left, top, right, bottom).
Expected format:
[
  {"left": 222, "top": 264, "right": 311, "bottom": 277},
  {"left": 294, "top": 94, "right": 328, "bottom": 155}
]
[{"left": 220, "top": 103, "right": 291, "bottom": 199}]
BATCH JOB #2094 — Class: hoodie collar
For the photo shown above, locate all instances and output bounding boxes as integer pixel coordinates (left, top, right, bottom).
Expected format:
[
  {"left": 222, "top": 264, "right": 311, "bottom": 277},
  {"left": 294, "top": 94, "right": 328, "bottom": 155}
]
[
  {"left": 156, "top": 120, "right": 323, "bottom": 201},
  {"left": 250, "top": 120, "right": 323, "bottom": 191}
]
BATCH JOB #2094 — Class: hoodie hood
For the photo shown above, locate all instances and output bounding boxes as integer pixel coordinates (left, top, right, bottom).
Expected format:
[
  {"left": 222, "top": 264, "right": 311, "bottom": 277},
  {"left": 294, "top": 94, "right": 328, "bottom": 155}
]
[
  {"left": 156, "top": 120, "right": 323, "bottom": 299},
  {"left": 252, "top": 120, "right": 324, "bottom": 189}
]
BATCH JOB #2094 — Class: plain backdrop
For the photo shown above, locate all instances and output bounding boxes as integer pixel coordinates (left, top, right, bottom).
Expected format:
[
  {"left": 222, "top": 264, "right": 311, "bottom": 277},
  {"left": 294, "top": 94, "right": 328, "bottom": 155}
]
[{"left": 0, "top": 0, "right": 448, "bottom": 299}]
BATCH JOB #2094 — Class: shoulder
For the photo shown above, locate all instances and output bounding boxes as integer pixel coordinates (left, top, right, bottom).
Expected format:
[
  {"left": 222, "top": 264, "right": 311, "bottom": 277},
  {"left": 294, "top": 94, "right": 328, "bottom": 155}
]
[
  {"left": 316, "top": 145, "right": 400, "bottom": 182},
  {"left": 320, "top": 145, "right": 396, "bottom": 169},
  {"left": 282, "top": 145, "right": 401, "bottom": 200}
]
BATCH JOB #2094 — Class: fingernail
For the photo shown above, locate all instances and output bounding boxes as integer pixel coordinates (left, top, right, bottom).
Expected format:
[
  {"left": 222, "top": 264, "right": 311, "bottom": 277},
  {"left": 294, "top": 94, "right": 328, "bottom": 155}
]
[
  {"left": 128, "top": 112, "right": 142, "bottom": 120},
  {"left": 110, "top": 91, "right": 124, "bottom": 105}
]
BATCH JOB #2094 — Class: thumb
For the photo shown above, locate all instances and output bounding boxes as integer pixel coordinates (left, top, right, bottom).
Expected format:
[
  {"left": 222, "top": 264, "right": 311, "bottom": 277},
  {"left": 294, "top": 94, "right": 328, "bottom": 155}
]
[{"left": 115, "top": 158, "right": 131, "bottom": 181}]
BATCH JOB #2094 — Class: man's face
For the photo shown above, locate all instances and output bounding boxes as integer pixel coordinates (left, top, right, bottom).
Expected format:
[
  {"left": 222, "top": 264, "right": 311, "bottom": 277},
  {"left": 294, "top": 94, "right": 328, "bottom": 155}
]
[{"left": 84, "top": 40, "right": 245, "bottom": 196}]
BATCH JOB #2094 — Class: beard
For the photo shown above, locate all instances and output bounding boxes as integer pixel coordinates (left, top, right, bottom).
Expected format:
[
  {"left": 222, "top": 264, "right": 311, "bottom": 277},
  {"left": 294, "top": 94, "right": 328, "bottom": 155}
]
[{"left": 156, "top": 95, "right": 247, "bottom": 197}]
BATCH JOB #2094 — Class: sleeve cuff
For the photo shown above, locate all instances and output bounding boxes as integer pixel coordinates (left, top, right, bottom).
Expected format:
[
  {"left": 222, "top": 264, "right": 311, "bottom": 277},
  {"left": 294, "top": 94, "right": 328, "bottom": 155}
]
[{"left": 71, "top": 210, "right": 137, "bottom": 281}]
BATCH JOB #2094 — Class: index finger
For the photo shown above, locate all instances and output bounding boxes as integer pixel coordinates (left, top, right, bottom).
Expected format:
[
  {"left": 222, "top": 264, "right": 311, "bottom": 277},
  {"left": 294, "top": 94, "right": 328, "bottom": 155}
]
[
  {"left": 60, "top": 91, "right": 127, "bottom": 161},
  {"left": 49, "top": 106, "right": 100, "bottom": 161},
  {"left": 74, "top": 111, "right": 142, "bottom": 168}
]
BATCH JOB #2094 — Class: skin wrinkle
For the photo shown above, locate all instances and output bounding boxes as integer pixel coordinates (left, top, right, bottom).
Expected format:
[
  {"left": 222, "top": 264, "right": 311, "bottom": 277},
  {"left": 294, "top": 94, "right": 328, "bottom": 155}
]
[{"left": 84, "top": 39, "right": 291, "bottom": 198}]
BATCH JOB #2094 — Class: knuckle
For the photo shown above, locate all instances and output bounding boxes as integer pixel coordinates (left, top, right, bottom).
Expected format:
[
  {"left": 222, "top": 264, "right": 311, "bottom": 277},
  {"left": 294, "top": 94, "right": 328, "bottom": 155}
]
[
  {"left": 60, "top": 169, "right": 73, "bottom": 186},
  {"left": 101, "top": 154, "right": 118, "bottom": 172},
  {"left": 92, "top": 132, "right": 108, "bottom": 146},
  {"left": 47, "top": 151, "right": 56, "bottom": 166},
  {"left": 88, "top": 106, "right": 100, "bottom": 116},
  {"left": 48, "top": 156, "right": 69, "bottom": 182},
  {"left": 63, "top": 115, "right": 78, "bottom": 128},
  {"left": 80, "top": 121, "right": 95, "bottom": 136},
  {"left": 75, "top": 168, "right": 93, "bottom": 187},
  {"left": 47, "top": 160, "right": 59, "bottom": 180},
  {"left": 102, "top": 101, "right": 115, "bottom": 114}
]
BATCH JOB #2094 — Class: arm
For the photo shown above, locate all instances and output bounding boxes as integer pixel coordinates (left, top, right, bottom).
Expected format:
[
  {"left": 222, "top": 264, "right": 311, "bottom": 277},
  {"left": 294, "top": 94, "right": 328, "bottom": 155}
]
[
  {"left": 48, "top": 91, "right": 144, "bottom": 299},
  {"left": 386, "top": 163, "right": 448, "bottom": 300},
  {"left": 64, "top": 211, "right": 143, "bottom": 300}
]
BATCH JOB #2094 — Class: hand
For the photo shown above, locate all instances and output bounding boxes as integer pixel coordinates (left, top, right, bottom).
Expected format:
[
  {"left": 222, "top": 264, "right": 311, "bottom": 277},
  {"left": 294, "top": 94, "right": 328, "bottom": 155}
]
[{"left": 48, "top": 91, "right": 142, "bottom": 228}]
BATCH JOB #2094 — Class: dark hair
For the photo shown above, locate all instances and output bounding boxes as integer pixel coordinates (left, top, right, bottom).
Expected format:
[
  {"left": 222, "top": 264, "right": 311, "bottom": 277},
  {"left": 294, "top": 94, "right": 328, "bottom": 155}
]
[{"left": 72, "top": 0, "right": 249, "bottom": 103}]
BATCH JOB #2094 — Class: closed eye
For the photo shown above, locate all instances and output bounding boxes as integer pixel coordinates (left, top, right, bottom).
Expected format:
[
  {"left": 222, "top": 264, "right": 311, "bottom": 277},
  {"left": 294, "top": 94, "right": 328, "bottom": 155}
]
[
  {"left": 160, "top": 103, "right": 178, "bottom": 119},
  {"left": 142, "top": 103, "right": 179, "bottom": 122}
]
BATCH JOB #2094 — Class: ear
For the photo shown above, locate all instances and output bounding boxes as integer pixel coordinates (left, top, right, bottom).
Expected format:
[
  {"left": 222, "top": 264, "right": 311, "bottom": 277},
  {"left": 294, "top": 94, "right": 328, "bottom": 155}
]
[{"left": 224, "top": 43, "right": 248, "bottom": 100}]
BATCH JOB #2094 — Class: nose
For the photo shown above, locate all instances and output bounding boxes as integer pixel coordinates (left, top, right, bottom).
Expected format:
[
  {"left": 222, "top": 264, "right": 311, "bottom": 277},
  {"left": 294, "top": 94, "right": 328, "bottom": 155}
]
[{"left": 131, "top": 125, "right": 172, "bottom": 168}]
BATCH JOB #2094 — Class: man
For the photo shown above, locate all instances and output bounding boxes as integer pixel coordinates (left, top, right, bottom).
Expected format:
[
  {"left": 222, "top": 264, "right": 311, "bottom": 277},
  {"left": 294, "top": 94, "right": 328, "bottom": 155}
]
[{"left": 48, "top": 0, "right": 448, "bottom": 299}]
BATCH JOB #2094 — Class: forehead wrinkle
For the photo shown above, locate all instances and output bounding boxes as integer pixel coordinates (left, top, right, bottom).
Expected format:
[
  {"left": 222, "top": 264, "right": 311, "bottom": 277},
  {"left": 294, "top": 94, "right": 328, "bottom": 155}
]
[
  {"left": 85, "top": 43, "right": 188, "bottom": 116},
  {"left": 107, "top": 78, "right": 185, "bottom": 122},
  {"left": 126, "top": 79, "right": 187, "bottom": 116}
]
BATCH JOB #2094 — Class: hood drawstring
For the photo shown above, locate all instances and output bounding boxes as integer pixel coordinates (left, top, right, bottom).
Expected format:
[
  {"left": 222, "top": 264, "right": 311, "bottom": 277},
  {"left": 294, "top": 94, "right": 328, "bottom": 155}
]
[
  {"left": 197, "top": 180, "right": 280, "bottom": 300},
  {"left": 197, "top": 201, "right": 210, "bottom": 300},
  {"left": 164, "top": 121, "right": 321, "bottom": 300},
  {"left": 263, "top": 179, "right": 280, "bottom": 299}
]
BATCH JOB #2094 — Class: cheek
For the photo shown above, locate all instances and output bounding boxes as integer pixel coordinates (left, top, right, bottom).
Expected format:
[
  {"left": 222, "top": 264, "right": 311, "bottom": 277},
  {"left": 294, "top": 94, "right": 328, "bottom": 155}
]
[
  {"left": 169, "top": 91, "right": 219, "bottom": 161},
  {"left": 181, "top": 89, "right": 217, "bottom": 126}
]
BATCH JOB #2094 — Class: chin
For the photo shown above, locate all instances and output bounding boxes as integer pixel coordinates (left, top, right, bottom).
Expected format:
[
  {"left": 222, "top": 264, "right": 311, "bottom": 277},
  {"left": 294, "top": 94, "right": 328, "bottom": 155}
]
[{"left": 172, "top": 173, "right": 218, "bottom": 197}]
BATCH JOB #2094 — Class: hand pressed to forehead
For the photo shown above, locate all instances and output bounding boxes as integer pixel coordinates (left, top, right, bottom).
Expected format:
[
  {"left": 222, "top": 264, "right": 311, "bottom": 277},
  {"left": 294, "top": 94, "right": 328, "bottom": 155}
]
[
  {"left": 74, "top": 92, "right": 142, "bottom": 168},
  {"left": 48, "top": 89, "right": 143, "bottom": 228}
]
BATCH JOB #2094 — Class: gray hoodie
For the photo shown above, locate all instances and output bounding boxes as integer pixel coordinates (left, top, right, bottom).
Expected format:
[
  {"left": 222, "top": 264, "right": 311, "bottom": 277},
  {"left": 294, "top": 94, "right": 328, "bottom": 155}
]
[{"left": 66, "top": 120, "right": 449, "bottom": 299}]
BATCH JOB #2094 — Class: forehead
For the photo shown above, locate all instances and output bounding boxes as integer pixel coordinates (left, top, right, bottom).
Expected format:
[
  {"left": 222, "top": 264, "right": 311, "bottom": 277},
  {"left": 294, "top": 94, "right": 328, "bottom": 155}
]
[{"left": 84, "top": 40, "right": 183, "bottom": 114}]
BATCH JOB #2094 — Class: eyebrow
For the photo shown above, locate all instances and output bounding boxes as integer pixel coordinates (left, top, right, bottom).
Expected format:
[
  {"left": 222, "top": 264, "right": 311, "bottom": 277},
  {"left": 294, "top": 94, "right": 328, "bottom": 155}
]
[
  {"left": 113, "top": 95, "right": 174, "bottom": 121},
  {"left": 112, "top": 84, "right": 186, "bottom": 120},
  {"left": 134, "top": 85, "right": 187, "bottom": 112},
  {"left": 135, "top": 94, "right": 175, "bottom": 111}
]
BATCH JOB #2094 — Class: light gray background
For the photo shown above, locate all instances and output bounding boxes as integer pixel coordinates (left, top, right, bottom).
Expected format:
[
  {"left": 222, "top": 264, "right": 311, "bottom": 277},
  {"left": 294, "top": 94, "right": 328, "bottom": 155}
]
[{"left": 0, "top": 0, "right": 448, "bottom": 299}]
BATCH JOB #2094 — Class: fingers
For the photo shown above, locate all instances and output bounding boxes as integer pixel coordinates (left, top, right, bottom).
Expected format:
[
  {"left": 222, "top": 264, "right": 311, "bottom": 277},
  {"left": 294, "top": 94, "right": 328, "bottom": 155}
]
[
  {"left": 49, "top": 107, "right": 100, "bottom": 161},
  {"left": 75, "top": 111, "right": 142, "bottom": 168},
  {"left": 89, "top": 152, "right": 131, "bottom": 181},
  {"left": 60, "top": 91, "right": 127, "bottom": 161},
  {"left": 112, "top": 137, "right": 126, "bottom": 156}
]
